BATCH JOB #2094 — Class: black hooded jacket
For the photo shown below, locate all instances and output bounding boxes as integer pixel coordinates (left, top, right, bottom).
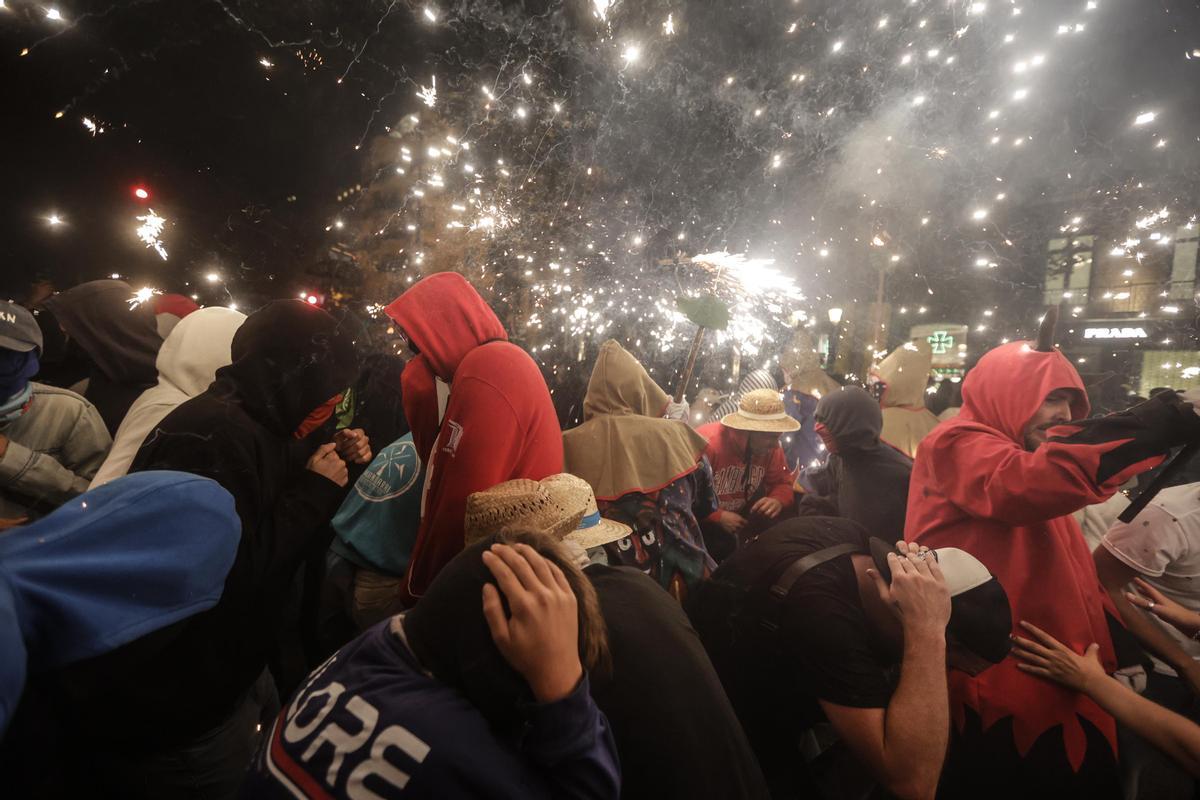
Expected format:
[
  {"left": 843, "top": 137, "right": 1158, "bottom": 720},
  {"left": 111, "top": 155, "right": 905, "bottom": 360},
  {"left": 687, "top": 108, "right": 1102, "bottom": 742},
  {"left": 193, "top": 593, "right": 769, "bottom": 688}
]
[
  {"left": 798, "top": 386, "right": 913, "bottom": 543},
  {"left": 55, "top": 301, "right": 360, "bottom": 747},
  {"left": 43, "top": 280, "right": 162, "bottom": 435}
]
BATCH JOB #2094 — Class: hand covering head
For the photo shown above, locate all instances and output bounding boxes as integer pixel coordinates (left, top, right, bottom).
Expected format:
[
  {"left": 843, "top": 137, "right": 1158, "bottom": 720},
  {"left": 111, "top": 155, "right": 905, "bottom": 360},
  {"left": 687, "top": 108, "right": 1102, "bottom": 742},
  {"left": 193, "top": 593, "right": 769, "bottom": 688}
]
[{"left": 868, "top": 537, "right": 1012, "bottom": 664}]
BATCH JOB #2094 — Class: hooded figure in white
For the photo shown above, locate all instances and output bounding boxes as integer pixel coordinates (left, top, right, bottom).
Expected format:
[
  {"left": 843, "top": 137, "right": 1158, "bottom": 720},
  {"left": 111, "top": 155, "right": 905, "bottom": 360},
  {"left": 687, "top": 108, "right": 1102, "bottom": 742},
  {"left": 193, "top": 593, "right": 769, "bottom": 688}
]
[{"left": 89, "top": 307, "right": 246, "bottom": 488}]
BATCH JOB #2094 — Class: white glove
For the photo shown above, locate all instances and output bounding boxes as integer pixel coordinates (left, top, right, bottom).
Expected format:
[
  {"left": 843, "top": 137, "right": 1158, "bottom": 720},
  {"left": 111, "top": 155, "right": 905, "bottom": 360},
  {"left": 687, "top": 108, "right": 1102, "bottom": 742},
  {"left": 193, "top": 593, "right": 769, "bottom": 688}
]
[
  {"left": 665, "top": 398, "right": 690, "bottom": 421},
  {"left": 1180, "top": 388, "right": 1200, "bottom": 417}
]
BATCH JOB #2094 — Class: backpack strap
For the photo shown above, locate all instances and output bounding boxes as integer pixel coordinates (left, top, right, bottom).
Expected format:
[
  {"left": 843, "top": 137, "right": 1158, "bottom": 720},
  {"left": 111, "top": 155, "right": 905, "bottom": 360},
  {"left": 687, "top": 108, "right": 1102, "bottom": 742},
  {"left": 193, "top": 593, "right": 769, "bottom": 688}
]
[{"left": 760, "top": 542, "right": 860, "bottom": 632}]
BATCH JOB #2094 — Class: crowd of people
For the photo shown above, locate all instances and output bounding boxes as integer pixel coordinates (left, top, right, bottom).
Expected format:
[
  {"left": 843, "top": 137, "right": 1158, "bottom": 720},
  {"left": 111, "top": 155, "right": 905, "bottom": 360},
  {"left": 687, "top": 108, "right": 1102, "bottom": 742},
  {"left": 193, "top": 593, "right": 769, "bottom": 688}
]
[{"left": 3, "top": 272, "right": 1200, "bottom": 799}]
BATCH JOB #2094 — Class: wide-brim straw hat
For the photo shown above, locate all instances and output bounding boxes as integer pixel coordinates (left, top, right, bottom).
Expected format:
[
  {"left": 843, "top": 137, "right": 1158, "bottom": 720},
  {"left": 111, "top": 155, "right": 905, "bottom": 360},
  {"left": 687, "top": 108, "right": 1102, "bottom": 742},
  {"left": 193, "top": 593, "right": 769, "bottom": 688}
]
[
  {"left": 464, "top": 479, "right": 583, "bottom": 546},
  {"left": 540, "top": 474, "right": 632, "bottom": 550},
  {"left": 721, "top": 388, "right": 801, "bottom": 433}
]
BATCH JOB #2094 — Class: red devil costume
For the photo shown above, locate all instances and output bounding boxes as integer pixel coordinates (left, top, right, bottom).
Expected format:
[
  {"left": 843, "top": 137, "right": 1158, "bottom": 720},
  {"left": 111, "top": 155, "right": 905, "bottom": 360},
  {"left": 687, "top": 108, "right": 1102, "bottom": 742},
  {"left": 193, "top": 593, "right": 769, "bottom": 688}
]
[{"left": 908, "top": 320, "right": 1200, "bottom": 795}]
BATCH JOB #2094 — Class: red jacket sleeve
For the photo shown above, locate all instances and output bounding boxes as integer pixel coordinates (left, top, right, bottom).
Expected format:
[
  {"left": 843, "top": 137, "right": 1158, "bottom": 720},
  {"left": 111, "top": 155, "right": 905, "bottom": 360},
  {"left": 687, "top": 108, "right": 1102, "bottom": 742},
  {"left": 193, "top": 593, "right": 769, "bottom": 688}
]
[
  {"left": 927, "top": 427, "right": 1123, "bottom": 525},
  {"left": 928, "top": 393, "right": 1199, "bottom": 525},
  {"left": 400, "top": 376, "right": 525, "bottom": 605},
  {"left": 764, "top": 446, "right": 795, "bottom": 508}
]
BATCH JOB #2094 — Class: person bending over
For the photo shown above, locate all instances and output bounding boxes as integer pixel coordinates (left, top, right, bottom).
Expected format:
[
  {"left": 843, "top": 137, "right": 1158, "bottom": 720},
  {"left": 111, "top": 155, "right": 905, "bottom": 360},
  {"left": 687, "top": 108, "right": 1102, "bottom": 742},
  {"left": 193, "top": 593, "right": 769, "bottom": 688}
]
[{"left": 243, "top": 528, "right": 620, "bottom": 799}]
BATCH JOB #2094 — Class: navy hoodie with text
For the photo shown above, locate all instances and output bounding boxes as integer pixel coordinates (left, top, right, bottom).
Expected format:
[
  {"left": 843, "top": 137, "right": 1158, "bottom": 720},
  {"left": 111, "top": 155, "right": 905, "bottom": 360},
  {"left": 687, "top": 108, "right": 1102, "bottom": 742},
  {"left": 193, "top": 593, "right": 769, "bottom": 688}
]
[{"left": 241, "top": 619, "right": 620, "bottom": 800}]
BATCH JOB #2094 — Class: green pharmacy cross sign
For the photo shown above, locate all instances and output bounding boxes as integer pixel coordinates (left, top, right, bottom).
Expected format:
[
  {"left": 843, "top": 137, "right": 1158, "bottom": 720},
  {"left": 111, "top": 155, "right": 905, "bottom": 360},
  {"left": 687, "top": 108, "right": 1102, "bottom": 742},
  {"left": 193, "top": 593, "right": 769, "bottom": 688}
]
[{"left": 928, "top": 330, "right": 955, "bottom": 355}]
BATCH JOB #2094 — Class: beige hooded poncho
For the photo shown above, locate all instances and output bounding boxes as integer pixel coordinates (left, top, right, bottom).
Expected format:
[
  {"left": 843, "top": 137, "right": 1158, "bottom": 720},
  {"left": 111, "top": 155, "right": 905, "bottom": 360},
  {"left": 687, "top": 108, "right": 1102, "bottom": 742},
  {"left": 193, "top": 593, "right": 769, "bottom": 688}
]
[
  {"left": 563, "top": 340, "right": 708, "bottom": 500},
  {"left": 873, "top": 339, "right": 940, "bottom": 458}
]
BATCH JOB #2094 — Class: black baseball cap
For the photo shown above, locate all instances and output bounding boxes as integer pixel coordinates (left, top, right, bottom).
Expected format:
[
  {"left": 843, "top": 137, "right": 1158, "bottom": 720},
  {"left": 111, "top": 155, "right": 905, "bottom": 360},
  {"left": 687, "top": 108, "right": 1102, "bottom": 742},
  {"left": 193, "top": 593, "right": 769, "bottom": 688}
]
[
  {"left": 869, "top": 537, "right": 1012, "bottom": 665},
  {"left": 0, "top": 301, "right": 42, "bottom": 356}
]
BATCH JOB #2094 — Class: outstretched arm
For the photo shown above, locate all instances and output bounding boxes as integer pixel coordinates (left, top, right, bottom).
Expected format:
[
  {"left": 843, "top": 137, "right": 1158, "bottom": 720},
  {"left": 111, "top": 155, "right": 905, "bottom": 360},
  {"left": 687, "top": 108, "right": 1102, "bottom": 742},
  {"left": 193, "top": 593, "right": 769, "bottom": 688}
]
[
  {"left": 1014, "top": 620, "right": 1200, "bottom": 776},
  {"left": 1094, "top": 546, "right": 1200, "bottom": 695},
  {"left": 930, "top": 393, "right": 1200, "bottom": 525}
]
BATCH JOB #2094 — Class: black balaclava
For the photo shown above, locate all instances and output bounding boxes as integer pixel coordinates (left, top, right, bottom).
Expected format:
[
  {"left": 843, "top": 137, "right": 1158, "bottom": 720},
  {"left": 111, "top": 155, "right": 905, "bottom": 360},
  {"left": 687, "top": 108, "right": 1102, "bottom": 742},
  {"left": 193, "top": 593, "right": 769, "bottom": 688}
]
[
  {"left": 815, "top": 386, "right": 884, "bottom": 453},
  {"left": 213, "top": 300, "right": 359, "bottom": 437},
  {"left": 402, "top": 536, "right": 536, "bottom": 739}
]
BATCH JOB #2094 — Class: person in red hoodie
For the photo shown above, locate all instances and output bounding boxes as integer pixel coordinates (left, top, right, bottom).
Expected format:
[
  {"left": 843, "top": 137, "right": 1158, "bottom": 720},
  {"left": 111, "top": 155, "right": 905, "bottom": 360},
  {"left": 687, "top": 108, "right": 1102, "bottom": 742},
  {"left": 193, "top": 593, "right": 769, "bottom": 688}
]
[
  {"left": 697, "top": 388, "right": 797, "bottom": 561},
  {"left": 907, "top": 312, "right": 1200, "bottom": 798},
  {"left": 385, "top": 272, "right": 563, "bottom": 606}
]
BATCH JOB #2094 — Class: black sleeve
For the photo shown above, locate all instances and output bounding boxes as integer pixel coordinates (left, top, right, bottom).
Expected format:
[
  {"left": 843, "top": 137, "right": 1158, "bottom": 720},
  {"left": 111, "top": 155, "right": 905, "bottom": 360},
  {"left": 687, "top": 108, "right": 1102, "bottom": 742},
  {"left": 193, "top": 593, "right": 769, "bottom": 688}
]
[{"left": 1052, "top": 391, "right": 1200, "bottom": 484}]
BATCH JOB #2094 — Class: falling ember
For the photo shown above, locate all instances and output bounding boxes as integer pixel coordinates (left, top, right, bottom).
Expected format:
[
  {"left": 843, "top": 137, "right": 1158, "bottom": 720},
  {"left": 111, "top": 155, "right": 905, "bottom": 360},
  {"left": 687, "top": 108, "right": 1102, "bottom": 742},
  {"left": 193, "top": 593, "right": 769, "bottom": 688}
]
[
  {"left": 417, "top": 76, "right": 437, "bottom": 107},
  {"left": 135, "top": 209, "right": 169, "bottom": 260},
  {"left": 1134, "top": 111, "right": 1157, "bottom": 125}
]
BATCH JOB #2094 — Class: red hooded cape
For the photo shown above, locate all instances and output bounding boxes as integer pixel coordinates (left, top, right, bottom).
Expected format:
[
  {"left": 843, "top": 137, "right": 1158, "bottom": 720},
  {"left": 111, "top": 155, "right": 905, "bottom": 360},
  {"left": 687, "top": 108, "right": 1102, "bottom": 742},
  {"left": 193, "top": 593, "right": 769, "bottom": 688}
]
[
  {"left": 386, "top": 273, "right": 563, "bottom": 605},
  {"left": 908, "top": 341, "right": 1169, "bottom": 771}
]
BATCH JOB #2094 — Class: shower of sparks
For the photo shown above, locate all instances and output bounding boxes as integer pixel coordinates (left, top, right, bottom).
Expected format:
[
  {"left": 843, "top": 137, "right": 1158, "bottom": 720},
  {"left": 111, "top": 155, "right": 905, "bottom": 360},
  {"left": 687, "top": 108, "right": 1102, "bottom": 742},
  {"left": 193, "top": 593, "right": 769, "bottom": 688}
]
[
  {"left": 417, "top": 76, "right": 437, "bottom": 107},
  {"left": 18, "top": 0, "right": 1197, "bottom": 400},
  {"left": 135, "top": 209, "right": 169, "bottom": 260},
  {"left": 690, "top": 252, "right": 802, "bottom": 300}
]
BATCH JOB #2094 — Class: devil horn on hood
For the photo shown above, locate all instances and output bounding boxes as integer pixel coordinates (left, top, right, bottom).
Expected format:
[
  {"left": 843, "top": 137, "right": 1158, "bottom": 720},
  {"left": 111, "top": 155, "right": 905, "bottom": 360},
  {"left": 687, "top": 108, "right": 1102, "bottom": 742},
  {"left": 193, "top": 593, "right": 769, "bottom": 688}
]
[{"left": 1034, "top": 305, "right": 1060, "bottom": 352}]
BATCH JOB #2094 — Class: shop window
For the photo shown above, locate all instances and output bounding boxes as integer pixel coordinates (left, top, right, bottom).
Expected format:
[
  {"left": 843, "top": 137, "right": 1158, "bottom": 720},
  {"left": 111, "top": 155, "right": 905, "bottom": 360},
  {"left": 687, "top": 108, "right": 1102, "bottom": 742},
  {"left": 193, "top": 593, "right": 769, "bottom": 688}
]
[{"left": 1139, "top": 350, "right": 1200, "bottom": 394}]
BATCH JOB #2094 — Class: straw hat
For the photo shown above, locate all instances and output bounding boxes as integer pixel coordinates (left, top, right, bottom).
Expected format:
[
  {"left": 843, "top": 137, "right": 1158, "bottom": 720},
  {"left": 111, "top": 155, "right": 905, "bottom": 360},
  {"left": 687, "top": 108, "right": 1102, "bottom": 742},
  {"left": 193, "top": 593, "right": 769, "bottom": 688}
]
[
  {"left": 721, "top": 388, "right": 801, "bottom": 433},
  {"left": 541, "top": 474, "right": 632, "bottom": 550},
  {"left": 464, "top": 479, "right": 582, "bottom": 545}
]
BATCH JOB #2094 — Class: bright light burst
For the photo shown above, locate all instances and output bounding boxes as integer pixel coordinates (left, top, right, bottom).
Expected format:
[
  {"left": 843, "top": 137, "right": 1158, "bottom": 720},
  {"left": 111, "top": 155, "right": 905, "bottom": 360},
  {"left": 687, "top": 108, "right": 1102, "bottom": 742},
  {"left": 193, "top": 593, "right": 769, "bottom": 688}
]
[
  {"left": 690, "top": 252, "right": 802, "bottom": 300},
  {"left": 128, "top": 287, "right": 157, "bottom": 308},
  {"left": 135, "top": 209, "right": 169, "bottom": 260},
  {"left": 417, "top": 75, "right": 437, "bottom": 107}
]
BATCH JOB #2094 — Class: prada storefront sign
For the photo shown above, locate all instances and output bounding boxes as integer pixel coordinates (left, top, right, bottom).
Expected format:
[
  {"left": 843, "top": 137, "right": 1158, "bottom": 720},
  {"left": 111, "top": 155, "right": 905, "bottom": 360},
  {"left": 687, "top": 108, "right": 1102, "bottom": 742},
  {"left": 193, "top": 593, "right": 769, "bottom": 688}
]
[
  {"left": 1067, "top": 319, "right": 1171, "bottom": 347},
  {"left": 1083, "top": 325, "right": 1149, "bottom": 340}
]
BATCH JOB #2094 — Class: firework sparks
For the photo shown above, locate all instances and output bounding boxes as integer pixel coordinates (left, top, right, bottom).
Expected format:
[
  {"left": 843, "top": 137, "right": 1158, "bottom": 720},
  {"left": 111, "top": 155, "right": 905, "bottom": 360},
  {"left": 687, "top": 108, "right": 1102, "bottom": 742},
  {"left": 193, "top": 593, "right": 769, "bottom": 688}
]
[
  {"left": 416, "top": 76, "right": 437, "bottom": 108},
  {"left": 128, "top": 287, "right": 157, "bottom": 308},
  {"left": 136, "top": 209, "right": 169, "bottom": 260}
]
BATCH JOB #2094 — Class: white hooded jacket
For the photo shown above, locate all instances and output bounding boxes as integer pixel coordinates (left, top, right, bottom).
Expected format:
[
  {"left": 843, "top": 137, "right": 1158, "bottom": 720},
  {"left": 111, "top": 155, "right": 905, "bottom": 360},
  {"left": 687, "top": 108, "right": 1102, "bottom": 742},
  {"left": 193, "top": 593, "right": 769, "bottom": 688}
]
[{"left": 89, "top": 307, "right": 245, "bottom": 488}]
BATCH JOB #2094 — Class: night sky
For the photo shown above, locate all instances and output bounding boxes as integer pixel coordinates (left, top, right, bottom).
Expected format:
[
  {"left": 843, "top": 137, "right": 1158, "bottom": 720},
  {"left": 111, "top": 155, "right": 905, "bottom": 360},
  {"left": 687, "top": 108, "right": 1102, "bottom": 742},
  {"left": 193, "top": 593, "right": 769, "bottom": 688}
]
[{"left": 3, "top": 0, "right": 1199, "bottom": 397}]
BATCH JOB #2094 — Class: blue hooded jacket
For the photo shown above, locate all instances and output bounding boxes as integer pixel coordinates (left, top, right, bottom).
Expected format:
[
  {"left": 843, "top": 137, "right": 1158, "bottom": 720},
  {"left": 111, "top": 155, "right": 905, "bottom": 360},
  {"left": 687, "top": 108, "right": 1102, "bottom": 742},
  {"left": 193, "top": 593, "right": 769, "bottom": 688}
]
[{"left": 0, "top": 471, "right": 240, "bottom": 731}]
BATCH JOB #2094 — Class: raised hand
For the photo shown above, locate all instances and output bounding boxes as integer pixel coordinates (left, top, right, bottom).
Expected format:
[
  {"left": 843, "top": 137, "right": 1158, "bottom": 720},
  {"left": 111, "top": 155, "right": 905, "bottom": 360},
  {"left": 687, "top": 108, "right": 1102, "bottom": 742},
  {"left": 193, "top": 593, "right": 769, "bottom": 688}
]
[{"left": 481, "top": 542, "right": 582, "bottom": 704}]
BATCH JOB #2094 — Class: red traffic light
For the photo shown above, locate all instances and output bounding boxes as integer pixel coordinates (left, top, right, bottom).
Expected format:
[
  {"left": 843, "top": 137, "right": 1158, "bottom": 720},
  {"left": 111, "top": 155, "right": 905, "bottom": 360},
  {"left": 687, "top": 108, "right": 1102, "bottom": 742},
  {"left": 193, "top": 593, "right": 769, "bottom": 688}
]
[{"left": 132, "top": 185, "right": 150, "bottom": 201}]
